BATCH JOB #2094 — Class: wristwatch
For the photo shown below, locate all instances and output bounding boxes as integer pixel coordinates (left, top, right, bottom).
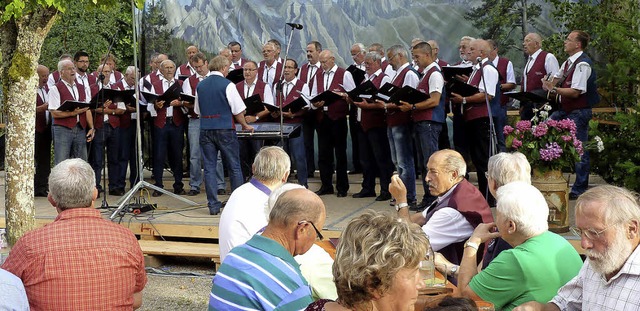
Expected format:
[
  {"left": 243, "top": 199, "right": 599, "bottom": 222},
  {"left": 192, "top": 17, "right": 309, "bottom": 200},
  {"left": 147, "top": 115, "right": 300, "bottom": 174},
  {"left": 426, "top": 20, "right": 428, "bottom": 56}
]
[
  {"left": 464, "top": 240, "right": 479, "bottom": 250},
  {"left": 411, "top": 104, "right": 417, "bottom": 110},
  {"left": 395, "top": 202, "right": 409, "bottom": 212},
  {"left": 462, "top": 97, "right": 467, "bottom": 105},
  {"left": 450, "top": 265, "right": 459, "bottom": 275},
  {"left": 255, "top": 116, "right": 260, "bottom": 121}
]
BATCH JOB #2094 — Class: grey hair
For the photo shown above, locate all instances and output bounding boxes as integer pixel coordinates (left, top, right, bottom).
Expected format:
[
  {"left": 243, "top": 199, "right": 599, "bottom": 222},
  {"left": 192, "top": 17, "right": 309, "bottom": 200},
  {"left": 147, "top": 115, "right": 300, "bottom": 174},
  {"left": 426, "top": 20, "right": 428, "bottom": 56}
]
[
  {"left": 159, "top": 59, "right": 175, "bottom": 68},
  {"left": 496, "top": 181, "right": 549, "bottom": 236},
  {"left": 57, "top": 59, "right": 74, "bottom": 72},
  {"left": 487, "top": 152, "right": 531, "bottom": 187},
  {"left": 364, "top": 51, "right": 382, "bottom": 63},
  {"left": 352, "top": 43, "right": 366, "bottom": 54},
  {"left": 125, "top": 66, "right": 136, "bottom": 75},
  {"left": 387, "top": 45, "right": 408, "bottom": 60},
  {"left": 48, "top": 158, "right": 96, "bottom": 210},
  {"left": 264, "top": 183, "right": 306, "bottom": 221},
  {"left": 576, "top": 185, "right": 640, "bottom": 226},
  {"left": 461, "top": 36, "right": 476, "bottom": 42},
  {"left": 209, "top": 55, "right": 230, "bottom": 72},
  {"left": 436, "top": 149, "right": 467, "bottom": 177},
  {"left": 252, "top": 146, "right": 291, "bottom": 182},
  {"left": 268, "top": 189, "right": 324, "bottom": 227}
]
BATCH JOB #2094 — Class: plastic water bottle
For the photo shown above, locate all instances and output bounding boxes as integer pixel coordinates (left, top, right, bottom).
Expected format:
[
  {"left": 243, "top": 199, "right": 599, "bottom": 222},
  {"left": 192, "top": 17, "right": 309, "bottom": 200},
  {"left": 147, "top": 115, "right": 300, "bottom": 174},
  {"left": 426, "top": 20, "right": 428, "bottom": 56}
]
[{"left": 420, "top": 236, "right": 435, "bottom": 287}]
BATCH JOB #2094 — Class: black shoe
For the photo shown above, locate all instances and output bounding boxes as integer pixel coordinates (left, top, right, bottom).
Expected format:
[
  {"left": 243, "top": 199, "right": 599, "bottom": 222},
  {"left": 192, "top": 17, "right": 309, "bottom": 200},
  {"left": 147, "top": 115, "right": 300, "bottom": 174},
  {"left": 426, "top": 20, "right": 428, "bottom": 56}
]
[
  {"left": 209, "top": 207, "right": 220, "bottom": 215},
  {"left": 375, "top": 191, "right": 392, "bottom": 201},
  {"left": 109, "top": 189, "right": 124, "bottom": 196},
  {"left": 188, "top": 190, "right": 200, "bottom": 196},
  {"left": 352, "top": 191, "right": 376, "bottom": 198},
  {"left": 217, "top": 189, "right": 226, "bottom": 195},
  {"left": 348, "top": 170, "right": 362, "bottom": 175},
  {"left": 336, "top": 192, "right": 347, "bottom": 197},
  {"left": 152, "top": 190, "right": 163, "bottom": 197},
  {"left": 174, "top": 189, "right": 186, "bottom": 195},
  {"left": 34, "top": 190, "right": 48, "bottom": 197},
  {"left": 315, "top": 187, "right": 334, "bottom": 195},
  {"left": 307, "top": 172, "right": 315, "bottom": 178},
  {"left": 569, "top": 192, "right": 580, "bottom": 200}
]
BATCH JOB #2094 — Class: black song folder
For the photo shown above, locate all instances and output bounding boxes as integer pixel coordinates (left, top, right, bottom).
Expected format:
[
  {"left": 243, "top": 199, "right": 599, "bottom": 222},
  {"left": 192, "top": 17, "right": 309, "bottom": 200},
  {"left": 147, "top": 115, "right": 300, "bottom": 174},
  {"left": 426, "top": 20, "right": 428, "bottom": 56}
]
[
  {"left": 346, "top": 65, "right": 366, "bottom": 86},
  {"left": 347, "top": 80, "right": 378, "bottom": 102}
]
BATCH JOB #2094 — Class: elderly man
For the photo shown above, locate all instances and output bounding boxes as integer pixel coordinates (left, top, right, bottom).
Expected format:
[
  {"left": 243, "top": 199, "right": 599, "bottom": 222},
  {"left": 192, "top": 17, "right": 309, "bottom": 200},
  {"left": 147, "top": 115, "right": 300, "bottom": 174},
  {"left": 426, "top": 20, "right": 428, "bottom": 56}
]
[
  {"left": 195, "top": 55, "right": 253, "bottom": 215},
  {"left": 48, "top": 59, "right": 95, "bottom": 164},
  {"left": 516, "top": 185, "right": 640, "bottom": 311},
  {"left": 147, "top": 59, "right": 187, "bottom": 196},
  {"left": 389, "top": 149, "right": 493, "bottom": 266},
  {"left": 258, "top": 41, "right": 283, "bottom": 87},
  {"left": 99, "top": 53, "right": 124, "bottom": 84},
  {"left": 368, "top": 43, "right": 395, "bottom": 78},
  {"left": 219, "top": 146, "right": 290, "bottom": 260},
  {"left": 178, "top": 45, "right": 199, "bottom": 77},
  {"left": 209, "top": 188, "right": 325, "bottom": 310},
  {"left": 347, "top": 42, "right": 367, "bottom": 175},
  {"left": 2, "top": 159, "right": 147, "bottom": 310},
  {"left": 34, "top": 64, "right": 52, "bottom": 197},
  {"left": 450, "top": 39, "right": 501, "bottom": 205},
  {"left": 47, "top": 53, "right": 72, "bottom": 87},
  {"left": 542, "top": 30, "right": 598, "bottom": 200},
  {"left": 112, "top": 66, "right": 140, "bottom": 191},
  {"left": 457, "top": 182, "right": 582, "bottom": 310},
  {"left": 311, "top": 49, "right": 356, "bottom": 197},
  {"left": 520, "top": 33, "right": 560, "bottom": 120},
  {"left": 428, "top": 40, "right": 449, "bottom": 68}
]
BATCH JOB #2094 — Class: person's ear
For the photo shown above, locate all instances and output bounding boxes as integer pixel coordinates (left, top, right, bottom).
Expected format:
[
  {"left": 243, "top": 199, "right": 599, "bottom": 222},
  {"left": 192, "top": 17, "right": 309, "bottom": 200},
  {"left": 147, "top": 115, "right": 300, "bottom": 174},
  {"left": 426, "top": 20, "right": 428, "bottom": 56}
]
[{"left": 627, "top": 219, "right": 639, "bottom": 240}]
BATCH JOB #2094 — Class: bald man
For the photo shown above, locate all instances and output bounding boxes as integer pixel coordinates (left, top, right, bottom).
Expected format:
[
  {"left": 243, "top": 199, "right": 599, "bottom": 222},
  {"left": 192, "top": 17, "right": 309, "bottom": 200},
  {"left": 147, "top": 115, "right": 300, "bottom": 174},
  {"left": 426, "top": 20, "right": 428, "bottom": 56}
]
[
  {"left": 520, "top": 33, "right": 560, "bottom": 120},
  {"left": 178, "top": 45, "right": 199, "bottom": 77},
  {"left": 35, "top": 64, "right": 52, "bottom": 197},
  {"left": 450, "top": 39, "right": 501, "bottom": 205}
]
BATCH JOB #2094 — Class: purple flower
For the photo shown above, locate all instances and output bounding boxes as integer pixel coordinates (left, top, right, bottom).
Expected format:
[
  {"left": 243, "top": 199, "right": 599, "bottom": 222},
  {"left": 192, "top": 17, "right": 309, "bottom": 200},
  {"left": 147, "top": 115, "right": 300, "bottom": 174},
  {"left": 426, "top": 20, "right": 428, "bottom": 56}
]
[
  {"left": 539, "top": 142, "right": 563, "bottom": 161},
  {"left": 561, "top": 135, "right": 572, "bottom": 142},
  {"left": 574, "top": 139, "right": 584, "bottom": 156},
  {"left": 515, "top": 120, "right": 532, "bottom": 132},
  {"left": 512, "top": 138, "right": 522, "bottom": 148},
  {"left": 556, "top": 119, "right": 577, "bottom": 135},
  {"left": 545, "top": 119, "right": 558, "bottom": 128},
  {"left": 532, "top": 123, "right": 548, "bottom": 137},
  {"left": 503, "top": 125, "right": 514, "bottom": 136}
]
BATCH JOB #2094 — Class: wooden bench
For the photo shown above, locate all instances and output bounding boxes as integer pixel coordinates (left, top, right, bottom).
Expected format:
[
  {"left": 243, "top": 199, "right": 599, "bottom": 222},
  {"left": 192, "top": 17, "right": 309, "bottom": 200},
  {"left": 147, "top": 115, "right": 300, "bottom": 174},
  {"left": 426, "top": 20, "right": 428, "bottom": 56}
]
[{"left": 138, "top": 240, "right": 221, "bottom": 269}]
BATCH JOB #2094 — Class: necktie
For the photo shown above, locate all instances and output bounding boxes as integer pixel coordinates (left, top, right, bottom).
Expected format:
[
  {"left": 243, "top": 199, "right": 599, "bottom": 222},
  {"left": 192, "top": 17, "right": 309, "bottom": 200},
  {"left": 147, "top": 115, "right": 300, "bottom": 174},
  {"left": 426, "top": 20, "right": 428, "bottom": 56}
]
[
  {"left": 565, "top": 60, "right": 572, "bottom": 71},
  {"left": 525, "top": 56, "right": 533, "bottom": 73},
  {"left": 325, "top": 71, "right": 332, "bottom": 89},
  {"left": 70, "top": 84, "right": 77, "bottom": 100},
  {"left": 309, "top": 66, "right": 316, "bottom": 82},
  {"left": 246, "top": 83, "right": 252, "bottom": 98}
]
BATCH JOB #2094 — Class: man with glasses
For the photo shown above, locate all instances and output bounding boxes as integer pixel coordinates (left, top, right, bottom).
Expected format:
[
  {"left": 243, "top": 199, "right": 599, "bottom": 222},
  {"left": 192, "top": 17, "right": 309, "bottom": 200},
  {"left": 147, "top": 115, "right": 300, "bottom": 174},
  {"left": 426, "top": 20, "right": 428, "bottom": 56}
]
[
  {"left": 228, "top": 41, "right": 247, "bottom": 71},
  {"left": 210, "top": 188, "right": 325, "bottom": 310},
  {"left": 516, "top": 185, "right": 640, "bottom": 311},
  {"left": 258, "top": 41, "right": 283, "bottom": 87}
]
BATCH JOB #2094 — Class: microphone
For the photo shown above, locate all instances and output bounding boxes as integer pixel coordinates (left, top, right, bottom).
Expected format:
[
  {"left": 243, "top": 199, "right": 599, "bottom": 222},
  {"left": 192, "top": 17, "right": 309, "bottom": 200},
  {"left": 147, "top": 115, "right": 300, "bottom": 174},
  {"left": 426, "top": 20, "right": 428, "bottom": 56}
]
[
  {"left": 476, "top": 57, "right": 483, "bottom": 63},
  {"left": 286, "top": 23, "right": 303, "bottom": 30}
]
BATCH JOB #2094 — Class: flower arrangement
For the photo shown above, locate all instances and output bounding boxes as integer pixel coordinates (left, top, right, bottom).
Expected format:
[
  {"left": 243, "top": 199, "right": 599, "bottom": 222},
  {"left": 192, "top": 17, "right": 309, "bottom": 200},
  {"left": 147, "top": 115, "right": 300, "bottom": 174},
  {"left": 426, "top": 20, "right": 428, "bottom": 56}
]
[{"left": 504, "top": 105, "right": 584, "bottom": 173}]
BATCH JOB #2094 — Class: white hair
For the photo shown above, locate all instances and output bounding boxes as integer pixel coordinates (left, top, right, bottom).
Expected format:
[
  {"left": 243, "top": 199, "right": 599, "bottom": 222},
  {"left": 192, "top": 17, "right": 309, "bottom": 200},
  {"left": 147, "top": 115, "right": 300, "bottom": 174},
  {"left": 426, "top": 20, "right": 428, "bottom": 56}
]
[
  {"left": 264, "top": 183, "right": 305, "bottom": 222},
  {"left": 488, "top": 152, "right": 531, "bottom": 187},
  {"left": 496, "top": 181, "right": 548, "bottom": 236},
  {"left": 48, "top": 158, "right": 96, "bottom": 210}
]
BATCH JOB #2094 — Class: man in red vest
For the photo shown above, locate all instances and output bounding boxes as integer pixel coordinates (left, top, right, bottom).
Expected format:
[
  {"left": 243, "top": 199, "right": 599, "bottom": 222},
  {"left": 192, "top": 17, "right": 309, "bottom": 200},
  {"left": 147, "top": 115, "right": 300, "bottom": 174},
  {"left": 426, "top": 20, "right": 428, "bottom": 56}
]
[
  {"left": 298, "top": 41, "right": 323, "bottom": 179},
  {"left": 521, "top": 33, "right": 560, "bottom": 120},
  {"left": 258, "top": 41, "right": 283, "bottom": 88},
  {"left": 112, "top": 66, "right": 140, "bottom": 192},
  {"left": 47, "top": 54, "right": 72, "bottom": 88},
  {"left": 228, "top": 42, "right": 248, "bottom": 71},
  {"left": 35, "top": 65, "right": 52, "bottom": 197},
  {"left": 48, "top": 59, "right": 95, "bottom": 164},
  {"left": 487, "top": 39, "right": 516, "bottom": 152},
  {"left": 177, "top": 45, "right": 199, "bottom": 77},
  {"left": 98, "top": 53, "right": 123, "bottom": 84}
]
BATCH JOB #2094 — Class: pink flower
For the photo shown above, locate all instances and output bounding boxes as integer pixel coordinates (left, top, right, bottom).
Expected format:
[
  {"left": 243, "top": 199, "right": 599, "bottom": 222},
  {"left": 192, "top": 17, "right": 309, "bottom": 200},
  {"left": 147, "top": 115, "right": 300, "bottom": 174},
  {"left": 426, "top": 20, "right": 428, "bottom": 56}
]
[
  {"left": 573, "top": 139, "right": 584, "bottom": 156},
  {"left": 556, "top": 119, "right": 577, "bottom": 135},
  {"left": 545, "top": 119, "right": 558, "bottom": 128},
  {"left": 515, "top": 120, "right": 532, "bottom": 132},
  {"left": 503, "top": 125, "right": 514, "bottom": 136},
  {"left": 532, "top": 123, "right": 548, "bottom": 137},
  {"left": 512, "top": 138, "right": 522, "bottom": 148},
  {"left": 561, "top": 135, "right": 572, "bottom": 142}
]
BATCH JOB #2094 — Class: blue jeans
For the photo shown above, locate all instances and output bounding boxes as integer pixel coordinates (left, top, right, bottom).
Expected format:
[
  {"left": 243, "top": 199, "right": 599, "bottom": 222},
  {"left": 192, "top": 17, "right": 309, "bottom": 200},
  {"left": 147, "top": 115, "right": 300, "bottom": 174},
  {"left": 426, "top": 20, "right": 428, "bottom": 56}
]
[
  {"left": 281, "top": 124, "right": 307, "bottom": 187},
  {"left": 201, "top": 129, "right": 243, "bottom": 212},
  {"left": 91, "top": 124, "right": 122, "bottom": 191},
  {"left": 550, "top": 108, "right": 592, "bottom": 195},
  {"left": 387, "top": 124, "right": 416, "bottom": 202},
  {"left": 188, "top": 118, "right": 203, "bottom": 192},
  {"left": 413, "top": 121, "right": 442, "bottom": 202},
  {"left": 216, "top": 151, "right": 225, "bottom": 190},
  {"left": 53, "top": 124, "right": 88, "bottom": 164}
]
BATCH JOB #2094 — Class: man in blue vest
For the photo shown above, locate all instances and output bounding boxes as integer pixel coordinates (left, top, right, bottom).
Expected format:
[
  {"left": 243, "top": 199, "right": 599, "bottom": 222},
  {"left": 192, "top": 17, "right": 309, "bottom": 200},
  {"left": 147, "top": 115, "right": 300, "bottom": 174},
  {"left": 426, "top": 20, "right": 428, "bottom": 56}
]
[
  {"left": 542, "top": 30, "right": 598, "bottom": 200},
  {"left": 195, "top": 55, "right": 253, "bottom": 215}
]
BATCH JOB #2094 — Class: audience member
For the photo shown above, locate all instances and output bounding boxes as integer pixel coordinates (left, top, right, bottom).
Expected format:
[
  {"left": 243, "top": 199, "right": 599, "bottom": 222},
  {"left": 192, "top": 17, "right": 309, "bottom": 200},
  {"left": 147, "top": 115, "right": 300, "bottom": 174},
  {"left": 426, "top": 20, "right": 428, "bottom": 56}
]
[
  {"left": 0, "top": 268, "right": 29, "bottom": 311},
  {"left": 2, "top": 158, "right": 147, "bottom": 310},
  {"left": 424, "top": 296, "right": 478, "bottom": 311},
  {"left": 457, "top": 182, "right": 582, "bottom": 311}
]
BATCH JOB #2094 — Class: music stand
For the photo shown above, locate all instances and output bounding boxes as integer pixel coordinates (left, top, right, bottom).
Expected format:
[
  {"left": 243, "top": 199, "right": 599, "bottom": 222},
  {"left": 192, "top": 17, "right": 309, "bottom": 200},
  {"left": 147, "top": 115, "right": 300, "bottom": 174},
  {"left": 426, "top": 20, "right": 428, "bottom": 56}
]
[{"left": 110, "top": 0, "right": 196, "bottom": 220}]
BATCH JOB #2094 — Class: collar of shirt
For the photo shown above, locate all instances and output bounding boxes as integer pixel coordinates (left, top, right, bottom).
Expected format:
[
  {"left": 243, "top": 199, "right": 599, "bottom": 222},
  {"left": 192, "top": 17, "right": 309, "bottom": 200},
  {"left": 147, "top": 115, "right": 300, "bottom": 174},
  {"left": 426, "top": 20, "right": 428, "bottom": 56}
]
[
  {"left": 325, "top": 65, "right": 338, "bottom": 75},
  {"left": 122, "top": 79, "right": 132, "bottom": 89},
  {"left": 424, "top": 62, "right": 438, "bottom": 74},
  {"left": 208, "top": 71, "right": 222, "bottom": 77},
  {"left": 244, "top": 80, "right": 256, "bottom": 88},
  {"left": 64, "top": 80, "right": 76, "bottom": 88},
  {"left": 309, "top": 61, "right": 320, "bottom": 69},
  {"left": 366, "top": 69, "right": 383, "bottom": 80},
  {"left": 380, "top": 57, "right": 387, "bottom": 62},
  {"left": 285, "top": 77, "right": 298, "bottom": 85},
  {"left": 160, "top": 76, "right": 174, "bottom": 85},
  {"left": 265, "top": 61, "right": 278, "bottom": 70},
  {"left": 529, "top": 49, "right": 543, "bottom": 62},
  {"left": 55, "top": 207, "right": 102, "bottom": 221},
  {"left": 245, "top": 235, "right": 301, "bottom": 269},
  {"left": 396, "top": 62, "right": 410, "bottom": 72},
  {"left": 609, "top": 242, "right": 640, "bottom": 283},
  {"left": 491, "top": 56, "right": 500, "bottom": 67},
  {"left": 437, "top": 182, "right": 461, "bottom": 204},
  {"left": 568, "top": 51, "right": 584, "bottom": 64}
]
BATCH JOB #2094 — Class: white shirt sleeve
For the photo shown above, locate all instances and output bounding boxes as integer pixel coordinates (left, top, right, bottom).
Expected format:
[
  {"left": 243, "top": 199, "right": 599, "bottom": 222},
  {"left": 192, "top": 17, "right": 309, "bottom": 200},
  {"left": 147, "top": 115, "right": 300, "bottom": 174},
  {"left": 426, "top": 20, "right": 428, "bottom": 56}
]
[
  {"left": 421, "top": 207, "right": 474, "bottom": 252},
  {"left": 48, "top": 86, "right": 61, "bottom": 111},
  {"left": 545, "top": 53, "right": 560, "bottom": 77},
  {"left": 403, "top": 70, "right": 420, "bottom": 88},
  {"left": 479, "top": 66, "right": 499, "bottom": 97},
  {"left": 194, "top": 95, "right": 200, "bottom": 115},
  {"left": 262, "top": 84, "right": 274, "bottom": 106},
  {"left": 570, "top": 62, "right": 591, "bottom": 93},
  {"left": 341, "top": 71, "right": 356, "bottom": 91},
  {"left": 182, "top": 79, "right": 193, "bottom": 96},
  {"left": 47, "top": 73, "right": 56, "bottom": 88},
  {"left": 226, "top": 83, "right": 247, "bottom": 115},
  {"left": 506, "top": 61, "right": 516, "bottom": 84},
  {"left": 428, "top": 71, "right": 445, "bottom": 94}
]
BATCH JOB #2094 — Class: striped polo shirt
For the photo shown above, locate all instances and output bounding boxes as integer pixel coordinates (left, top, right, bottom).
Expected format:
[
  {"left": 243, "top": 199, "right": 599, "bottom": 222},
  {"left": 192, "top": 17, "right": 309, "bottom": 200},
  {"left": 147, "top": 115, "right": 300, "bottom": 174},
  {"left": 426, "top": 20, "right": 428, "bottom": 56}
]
[{"left": 209, "top": 234, "right": 314, "bottom": 310}]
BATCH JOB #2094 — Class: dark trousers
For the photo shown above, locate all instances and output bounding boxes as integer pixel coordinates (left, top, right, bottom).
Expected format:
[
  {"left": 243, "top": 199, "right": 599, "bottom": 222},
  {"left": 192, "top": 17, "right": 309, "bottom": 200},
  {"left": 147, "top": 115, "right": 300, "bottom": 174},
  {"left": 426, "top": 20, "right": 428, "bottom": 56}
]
[
  {"left": 302, "top": 113, "right": 316, "bottom": 175},
  {"left": 152, "top": 120, "right": 184, "bottom": 191},
  {"left": 91, "top": 123, "right": 121, "bottom": 191},
  {"left": 348, "top": 108, "right": 361, "bottom": 172},
  {"left": 34, "top": 128, "right": 52, "bottom": 193},
  {"left": 465, "top": 117, "right": 496, "bottom": 204},
  {"left": 119, "top": 125, "right": 140, "bottom": 189},
  {"left": 239, "top": 139, "right": 264, "bottom": 180},
  {"left": 358, "top": 126, "right": 394, "bottom": 194},
  {"left": 452, "top": 111, "right": 471, "bottom": 163},
  {"left": 317, "top": 116, "right": 349, "bottom": 193}
]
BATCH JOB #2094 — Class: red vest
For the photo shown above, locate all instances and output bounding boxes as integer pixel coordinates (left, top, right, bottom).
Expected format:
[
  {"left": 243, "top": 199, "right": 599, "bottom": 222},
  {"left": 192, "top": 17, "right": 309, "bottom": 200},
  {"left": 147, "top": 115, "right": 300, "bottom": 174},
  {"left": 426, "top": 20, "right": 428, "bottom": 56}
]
[
  {"left": 113, "top": 71, "right": 123, "bottom": 82},
  {"left": 559, "top": 61, "right": 589, "bottom": 113},
  {"left": 35, "top": 86, "right": 49, "bottom": 133},
  {"left": 235, "top": 80, "right": 268, "bottom": 122},
  {"left": 298, "top": 63, "right": 323, "bottom": 90},
  {"left": 51, "top": 71, "right": 61, "bottom": 85},
  {"left": 76, "top": 73, "right": 99, "bottom": 98},
  {"left": 437, "top": 59, "right": 449, "bottom": 68},
  {"left": 464, "top": 64, "right": 491, "bottom": 121},
  {"left": 94, "top": 85, "right": 121, "bottom": 129},
  {"left": 111, "top": 80, "right": 133, "bottom": 128},
  {"left": 412, "top": 66, "right": 440, "bottom": 122},
  {"left": 53, "top": 81, "right": 88, "bottom": 129},
  {"left": 523, "top": 51, "right": 549, "bottom": 92},
  {"left": 360, "top": 73, "right": 386, "bottom": 132},
  {"left": 314, "top": 67, "right": 349, "bottom": 121},
  {"left": 280, "top": 80, "right": 306, "bottom": 124},
  {"left": 386, "top": 66, "right": 412, "bottom": 127},
  {"left": 177, "top": 64, "right": 193, "bottom": 77},
  {"left": 257, "top": 61, "right": 283, "bottom": 85},
  {"left": 381, "top": 60, "right": 390, "bottom": 72},
  {"left": 495, "top": 57, "right": 510, "bottom": 106},
  {"left": 230, "top": 58, "right": 248, "bottom": 71},
  {"left": 151, "top": 79, "right": 186, "bottom": 128}
]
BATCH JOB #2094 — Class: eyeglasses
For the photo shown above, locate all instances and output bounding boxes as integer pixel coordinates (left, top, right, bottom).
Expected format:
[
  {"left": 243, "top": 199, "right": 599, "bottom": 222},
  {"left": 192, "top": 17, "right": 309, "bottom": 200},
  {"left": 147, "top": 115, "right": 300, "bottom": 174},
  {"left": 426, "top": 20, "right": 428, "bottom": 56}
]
[
  {"left": 298, "top": 220, "right": 324, "bottom": 240},
  {"left": 570, "top": 224, "right": 616, "bottom": 240}
]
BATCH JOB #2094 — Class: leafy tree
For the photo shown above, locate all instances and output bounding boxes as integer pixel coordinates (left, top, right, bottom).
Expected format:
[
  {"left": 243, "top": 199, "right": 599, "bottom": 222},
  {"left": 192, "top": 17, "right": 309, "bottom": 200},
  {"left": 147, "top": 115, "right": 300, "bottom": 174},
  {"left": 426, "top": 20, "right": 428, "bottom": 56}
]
[{"left": 0, "top": 0, "right": 143, "bottom": 245}]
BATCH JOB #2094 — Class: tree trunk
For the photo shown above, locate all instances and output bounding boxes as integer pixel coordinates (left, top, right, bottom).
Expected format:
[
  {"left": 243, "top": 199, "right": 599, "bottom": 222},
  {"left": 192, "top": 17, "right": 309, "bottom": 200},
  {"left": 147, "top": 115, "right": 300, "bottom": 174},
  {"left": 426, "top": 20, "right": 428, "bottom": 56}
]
[{"left": 0, "top": 9, "right": 57, "bottom": 246}]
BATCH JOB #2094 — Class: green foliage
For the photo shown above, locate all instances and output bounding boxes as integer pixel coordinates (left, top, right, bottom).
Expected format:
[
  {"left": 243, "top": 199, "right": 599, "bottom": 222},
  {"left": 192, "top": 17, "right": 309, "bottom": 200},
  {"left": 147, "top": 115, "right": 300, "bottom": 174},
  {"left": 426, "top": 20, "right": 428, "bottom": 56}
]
[
  {"left": 2, "top": 1, "right": 144, "bottom": 24},
  {"left": 7, "top": 52, "right": 31, "bottom": 80},
  {"left": 545, "top": 0, "right": 640, "bottom": 108},
  {"left": 465, "top": 0, "right": 542, "bottom": 54},
  {"left": 589, "top": 113, "right": 640, "bottom": 192}
]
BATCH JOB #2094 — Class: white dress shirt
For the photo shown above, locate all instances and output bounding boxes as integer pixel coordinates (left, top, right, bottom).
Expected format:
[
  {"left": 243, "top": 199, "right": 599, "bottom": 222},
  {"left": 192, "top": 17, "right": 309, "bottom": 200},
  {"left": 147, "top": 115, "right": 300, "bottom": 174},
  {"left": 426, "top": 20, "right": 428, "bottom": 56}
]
[
  {"left": 420, "top": 183, "right": 475, "bottom": 251},
  {"left": 194, "top": 71, "right": 246, "bottom": 116}
]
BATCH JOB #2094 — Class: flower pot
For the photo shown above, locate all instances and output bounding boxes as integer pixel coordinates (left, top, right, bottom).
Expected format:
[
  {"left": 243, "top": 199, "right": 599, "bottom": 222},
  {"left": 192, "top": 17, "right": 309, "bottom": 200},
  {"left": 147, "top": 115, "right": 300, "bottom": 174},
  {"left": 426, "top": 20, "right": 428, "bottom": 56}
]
[{"left": 531, "top": 169, "right": 570, "bottom": 233}]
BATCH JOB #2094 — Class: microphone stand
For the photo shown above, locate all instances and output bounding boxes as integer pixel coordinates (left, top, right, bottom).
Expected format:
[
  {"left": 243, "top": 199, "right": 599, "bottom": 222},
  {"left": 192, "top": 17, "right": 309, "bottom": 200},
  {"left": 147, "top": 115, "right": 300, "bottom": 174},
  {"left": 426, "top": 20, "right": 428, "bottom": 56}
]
[
  {"left": 477, "top": 58, "right": 498, "bottom": 199},
  {"left": 275, "top": 23, "right": 301, "bottom": 146}
]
